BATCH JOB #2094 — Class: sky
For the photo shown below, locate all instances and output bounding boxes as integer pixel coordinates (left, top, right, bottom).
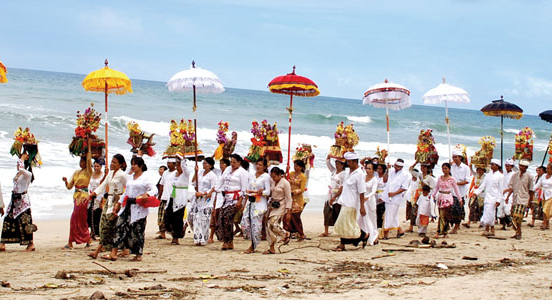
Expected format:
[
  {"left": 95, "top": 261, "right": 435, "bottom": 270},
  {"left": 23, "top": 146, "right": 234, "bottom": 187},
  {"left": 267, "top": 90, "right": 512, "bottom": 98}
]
[{"left": 2, "top": 0, "right": 552, "bottom": 114}]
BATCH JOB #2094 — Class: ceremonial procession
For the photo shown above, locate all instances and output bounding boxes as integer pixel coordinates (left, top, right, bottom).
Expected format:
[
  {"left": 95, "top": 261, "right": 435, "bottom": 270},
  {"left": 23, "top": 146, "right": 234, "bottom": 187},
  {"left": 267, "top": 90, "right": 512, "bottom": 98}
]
[{"left": 1, "top": 1, "right": 552, "bottom": 299}]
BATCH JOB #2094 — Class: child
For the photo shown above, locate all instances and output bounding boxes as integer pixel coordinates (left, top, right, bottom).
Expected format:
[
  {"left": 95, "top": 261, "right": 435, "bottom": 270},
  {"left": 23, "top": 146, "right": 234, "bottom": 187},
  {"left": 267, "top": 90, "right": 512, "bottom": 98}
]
[
  {"left": 416, "top": 185, "right": 433, "bottom": 236},
  {"left": 404, "top": 170, "right": 419, "bottom": 233}
]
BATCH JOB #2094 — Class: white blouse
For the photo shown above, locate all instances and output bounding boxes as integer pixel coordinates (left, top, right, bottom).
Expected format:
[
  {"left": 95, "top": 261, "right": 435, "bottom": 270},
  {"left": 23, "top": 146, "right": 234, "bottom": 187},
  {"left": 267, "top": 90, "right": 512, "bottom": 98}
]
[
  {"left": 119, "top": 173, "right": 158, "bottom": 224},
  {"left": 246, "top": 172, "right": 271, "bottom": 212},
  {"left": 220, "top": 167, "right": 249, "bottom": 208},
  {"left": 94, "top": 169, "right": 127, "bottom": 215},
  {"left": 170, "top": 162, "right": 191, "bottom": 211},
  {"left": 194, "top": 169, "right": 219, "bottom": 209},
  {"left": 88, "top": 173, "right": 103, "bottom": 210},
  {"left": 535, "top": 174, "right": 552, "bottom": 201},
  {"left": 364, "top": 176, "right": 378, "bottom": 210}
]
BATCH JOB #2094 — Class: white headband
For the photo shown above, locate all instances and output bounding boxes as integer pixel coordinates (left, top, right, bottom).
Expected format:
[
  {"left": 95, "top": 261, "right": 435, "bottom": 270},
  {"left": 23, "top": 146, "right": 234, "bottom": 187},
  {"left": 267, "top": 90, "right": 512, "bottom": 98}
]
[{"left": 395, "top": 161, "right": 404, "bottom": 167}]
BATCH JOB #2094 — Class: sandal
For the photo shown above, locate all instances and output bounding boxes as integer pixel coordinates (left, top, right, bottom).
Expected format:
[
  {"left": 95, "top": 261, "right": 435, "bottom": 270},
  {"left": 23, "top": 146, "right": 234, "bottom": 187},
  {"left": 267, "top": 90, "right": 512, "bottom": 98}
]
[
  {"left": 262, "top": 249, "right": 275, "bottom": 255},
  {"left": 131, "top": 256, "right": 142, "bottom": 262},
  {"left": 318, "top": 233, "right": 329, "bottom": 237},
  {"left": 396, "top": 232, "right": 405, "bottom": 238},
  {"left": 282, "top": 233, "right": 291, "bottom": 245},
  {"left": 333, "top": 246, "right": 345, "bottom": 252},
  {"left": 88, "top": 253, "right": 98, "bottom": 259},
  {"left": 462, "top": 223, "right": 470, "bottom": 229},
  {"left": 100, "top": 254, "right": 117, "bottom": 261},
  {"left": 62, "top": 245, "right": 73, "bottom": 250},
  {"left": 25, "top": 246, "right": 35, "bottom": 252},
  {"left": 528, "top": 223, "right": 534, "bottom": 227}
]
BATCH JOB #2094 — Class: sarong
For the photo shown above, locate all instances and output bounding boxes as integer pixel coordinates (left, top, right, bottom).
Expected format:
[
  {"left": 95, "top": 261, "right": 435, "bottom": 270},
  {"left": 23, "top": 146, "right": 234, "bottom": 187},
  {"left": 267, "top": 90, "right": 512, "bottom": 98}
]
[
  {"left": 334, "top": 206, "right": 360, "bottom": 239},
  {"left": 87, "top": 199, "right": 102, "bottom": 238},
  {"left": 157, "top": 200, "right": 167, "bottom": 231},
  {"left": 192, "top": 199, "right": 212, "bottom": 245},
  {"left": 468, "top": 196, "right": 483, "bottom": 222},
  {"left": 511, "top": 204, "right": 526, "bottom": 230},
  {"left": 384, "top": 203, "right": 400, "bottom": 230},
  {"left": 376, "top": 202, "right": 385, "bottom": 229},
  {"left": 323, "top": 202, "right": 341, "bottom": 227},
  {"left": 210, "top": 208, "right": 222, "bottom": 240},
  {"left": 266, "top": 215, "right": 286, "bottom": 245},
  {"left": 240, "top": 201, "right": 265, "bottom": 249},
  {"left": 216, "top": 204, "right": 236, "bottom": 243},
  {"left": 542, "top": 198, "right": 552, "bottom": 220},
  {"left": 449, "top": 196, "right": 465, "bottom": 225},
  {"left": 480, "top": 202, "right": 496, "bottom": 226},
  {"left": 69, "top": 189, "right": 90, "bottom": 244},
  {"left": 164, "top": 198, "right": 185, "bottom": 239},
  {"left": 438, "top": 206, "right": 452, "bottom": 234},
  {"left": 1, "top": 207, "right": 35, "bottom": 245},
  {"left": 99, "top": 212, "right": 117, "bottom": 251},
  {"left": 285, "top": 212, "right": 304, "bottom": 237},
  {"left": 114, "top": 204, "right": 146, "bottom": 255},
  {"left": 408, "top": 203, "right": 418, "bottom": 226}
]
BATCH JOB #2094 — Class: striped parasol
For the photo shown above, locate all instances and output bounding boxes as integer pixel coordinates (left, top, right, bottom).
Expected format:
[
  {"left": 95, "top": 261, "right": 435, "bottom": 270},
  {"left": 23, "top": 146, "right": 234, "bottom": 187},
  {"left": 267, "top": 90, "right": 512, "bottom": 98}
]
[{"left": 268, "top": 66, "right": 319, "bottom": 175}]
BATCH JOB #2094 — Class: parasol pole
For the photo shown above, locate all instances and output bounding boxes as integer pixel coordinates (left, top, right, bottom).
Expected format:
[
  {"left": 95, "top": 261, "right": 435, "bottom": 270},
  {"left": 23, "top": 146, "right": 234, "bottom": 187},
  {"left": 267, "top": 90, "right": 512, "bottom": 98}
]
[
  {"left": 445, "top": 99, "right": 451, "bottom": 160},
  {"left": 104, "top": 84, "right": 109, "bottom": 167},
  {"left": 193, "top": 84, "right": 198, "bottom": 181},
  {"left": 500, "top": 115, "right": 504, "bottom": 168},
  {"left": 104, "top": 59, "right": 109, "bottom": 167},
  {"left": 286, "top": 92, "right": 294, "bottom": 177},
  {"left": 386, "top": 106, "right": 390, "bottom": 163},
  {"left": 542, "top": 133, "right": 552, "bottom": 166}
]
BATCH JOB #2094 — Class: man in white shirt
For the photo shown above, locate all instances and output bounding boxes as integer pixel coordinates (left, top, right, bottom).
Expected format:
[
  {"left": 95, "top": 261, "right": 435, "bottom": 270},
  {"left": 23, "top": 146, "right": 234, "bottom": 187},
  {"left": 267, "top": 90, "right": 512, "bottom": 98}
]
[
  {"left": 334, "top": 152, "right": 367, "bottom": 251},
  {"left": 498, "top": 158, "right": 515, "bottom": 230},
  {"left": 474, "top": 159, "right": 504, "bottom": 236},
  {"left": 451, "top": 151, "right": 470, "bottom": 232},
  {"left": 156, "top": 158, "right": 177, "bottom": 239},
  {"left": 383, "top": 159, "right": 410, "bottom": 239}
]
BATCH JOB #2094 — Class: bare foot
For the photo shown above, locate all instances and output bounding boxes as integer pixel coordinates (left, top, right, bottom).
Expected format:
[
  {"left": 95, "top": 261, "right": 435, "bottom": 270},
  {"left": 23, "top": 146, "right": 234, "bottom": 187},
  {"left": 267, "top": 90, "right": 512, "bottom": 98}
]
[
  {"left": 262, "top": 249, "right": 275, "bottom": 254},
  {"left": 131, "top": 255, "right": 142, "bottom": 262},
  {"left": 88, "top": 252, "right": 98, "bottom": 259},
  {"left": 25, "top": 244, "right": 35, "bottom": 252},
  {"left": 207, "top": 238, "right": 214, "bottom": 244},
  {"left": 318, "top": 233, "right": 329, "bottom": 237},
  {"left": 101, "top": 254, "right": 117, "bottom": 261}
]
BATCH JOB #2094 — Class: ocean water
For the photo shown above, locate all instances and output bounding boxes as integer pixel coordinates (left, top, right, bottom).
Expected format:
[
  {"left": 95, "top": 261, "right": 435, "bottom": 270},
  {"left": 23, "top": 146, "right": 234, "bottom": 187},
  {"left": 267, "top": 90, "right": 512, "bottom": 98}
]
[{"left": 0, "top": 68, "right": 549, "bottom": 220}]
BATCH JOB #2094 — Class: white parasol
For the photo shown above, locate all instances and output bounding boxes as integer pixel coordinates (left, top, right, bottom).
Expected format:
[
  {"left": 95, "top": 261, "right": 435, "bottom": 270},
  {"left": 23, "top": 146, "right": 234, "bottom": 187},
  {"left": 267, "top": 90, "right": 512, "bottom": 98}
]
[
  {"left": 422, "top": 77, "right": 470, "bottom": 159},
  {"left": 363, "top": 79, "right": 411, "bottom": 161},
  {"left": 167, "top": 61, "right": 224, "bottom": 178}
]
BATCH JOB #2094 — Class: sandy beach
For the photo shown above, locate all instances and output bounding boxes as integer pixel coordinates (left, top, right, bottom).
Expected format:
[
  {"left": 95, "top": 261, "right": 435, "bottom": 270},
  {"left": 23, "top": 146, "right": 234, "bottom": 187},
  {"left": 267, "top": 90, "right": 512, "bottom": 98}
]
[{"left": 0, "top": 208, "right": 551, "bottom": 300}]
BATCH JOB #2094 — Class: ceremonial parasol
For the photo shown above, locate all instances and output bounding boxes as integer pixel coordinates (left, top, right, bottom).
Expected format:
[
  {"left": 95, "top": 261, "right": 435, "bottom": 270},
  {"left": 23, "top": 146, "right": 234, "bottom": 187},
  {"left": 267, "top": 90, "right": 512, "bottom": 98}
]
[
  {"left": 167, "top": 61, "right": 225, "bottom": 179},
  {"left": 268, "top": 66, "right": 320, "bottom": 175},
  {"left": 538, "top": 110, "right": 552, "bottom": 165},
  {"left": 363, "top": 79, "right": 411, "bottom": 160},
  {"left": 422, "top": 77, "right": 470, "bottom": 160},
  {"left": 0, "top": 60, "right": 8, "bottom": 83},
  {"left": 480, "top": 95, "right": 523, "bottom": 167},
  {"left": 82, "top": 59, "right": 133, "bottom": 166}
]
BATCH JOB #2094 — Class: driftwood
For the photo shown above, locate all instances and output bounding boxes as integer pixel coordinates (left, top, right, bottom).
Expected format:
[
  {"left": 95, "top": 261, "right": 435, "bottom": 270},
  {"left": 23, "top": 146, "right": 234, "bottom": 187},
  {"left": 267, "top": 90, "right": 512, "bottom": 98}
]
[
  {"left": 54, "top": 262, "right": 167, "bottom": 279},
  {"left": 371, "top": 253, "right": 396, "bottom": 260},
  {"left": 486, "top": 236, "right": 507, "bottom": 240},
  {"left": 382, "top": 248, "right": 415, "bottom": 252}
]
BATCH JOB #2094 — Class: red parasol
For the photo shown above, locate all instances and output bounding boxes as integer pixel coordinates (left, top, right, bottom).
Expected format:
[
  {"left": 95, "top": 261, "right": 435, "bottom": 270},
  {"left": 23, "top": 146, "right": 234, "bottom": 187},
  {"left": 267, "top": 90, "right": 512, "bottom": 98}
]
[{"left": 268, "top": 66, "right": 320, "bottom": 174}]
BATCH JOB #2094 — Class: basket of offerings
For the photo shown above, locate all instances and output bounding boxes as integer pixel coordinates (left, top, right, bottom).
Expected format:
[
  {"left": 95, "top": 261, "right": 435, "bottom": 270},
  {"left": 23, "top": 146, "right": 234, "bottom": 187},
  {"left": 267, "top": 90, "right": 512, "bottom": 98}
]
[
  {"left": 514, "top": 127, "right": 534, "bottom": 161},
  {"left": 414, "top": 129, "right": 439, "bottom": 167},
  {"left": 127, "top": 121, "right": 156, "bottom": 157},
  {"left": 470, "top": 136, "right": 496, "bottom": 168},
  {"left": 68, "top": 104, "right": 105, "bottom": 158},
  {"left": 329, "top": 122, "right": 359, "bottom": 159}
]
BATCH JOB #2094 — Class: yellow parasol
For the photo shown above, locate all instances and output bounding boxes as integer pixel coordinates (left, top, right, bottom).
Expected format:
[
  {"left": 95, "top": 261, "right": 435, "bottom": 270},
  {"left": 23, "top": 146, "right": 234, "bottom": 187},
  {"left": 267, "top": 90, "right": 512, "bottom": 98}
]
[
  {"left": 82, "top": 59, "right": 132, "bottom": 165},
  {"left": 0, "top": 60, "right": 8, "bottom": 83}
]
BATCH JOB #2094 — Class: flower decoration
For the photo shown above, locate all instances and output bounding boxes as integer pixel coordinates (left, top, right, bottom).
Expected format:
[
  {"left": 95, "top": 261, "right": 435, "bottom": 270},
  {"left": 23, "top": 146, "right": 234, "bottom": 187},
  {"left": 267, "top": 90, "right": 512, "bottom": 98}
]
[
  {"left": 127, "top": 121, "right": 141, "bottom": 135},
  {"left": 471, "top": 136, "right": 496, "bottom": 168},
  {"left": 216, "top": 121, "right": 229, "bottom": 144},
  {"left": 515, "top": 127, "right": 534, "bottom": 161},
  {"left": 75, "top": 103, "right": 102, "bottom": 138},
  {"left": 14, "top": 127, "right": 37, "bottom": 145},
  {"left": 329, "top": 121, "right": 359, "bottom": 159}
]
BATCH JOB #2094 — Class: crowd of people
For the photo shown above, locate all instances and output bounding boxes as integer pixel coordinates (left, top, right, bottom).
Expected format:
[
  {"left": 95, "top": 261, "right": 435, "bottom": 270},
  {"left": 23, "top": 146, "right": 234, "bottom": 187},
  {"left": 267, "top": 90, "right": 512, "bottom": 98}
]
[{"left": 0, "top": 145, "right": 550, "bottom": 257}]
